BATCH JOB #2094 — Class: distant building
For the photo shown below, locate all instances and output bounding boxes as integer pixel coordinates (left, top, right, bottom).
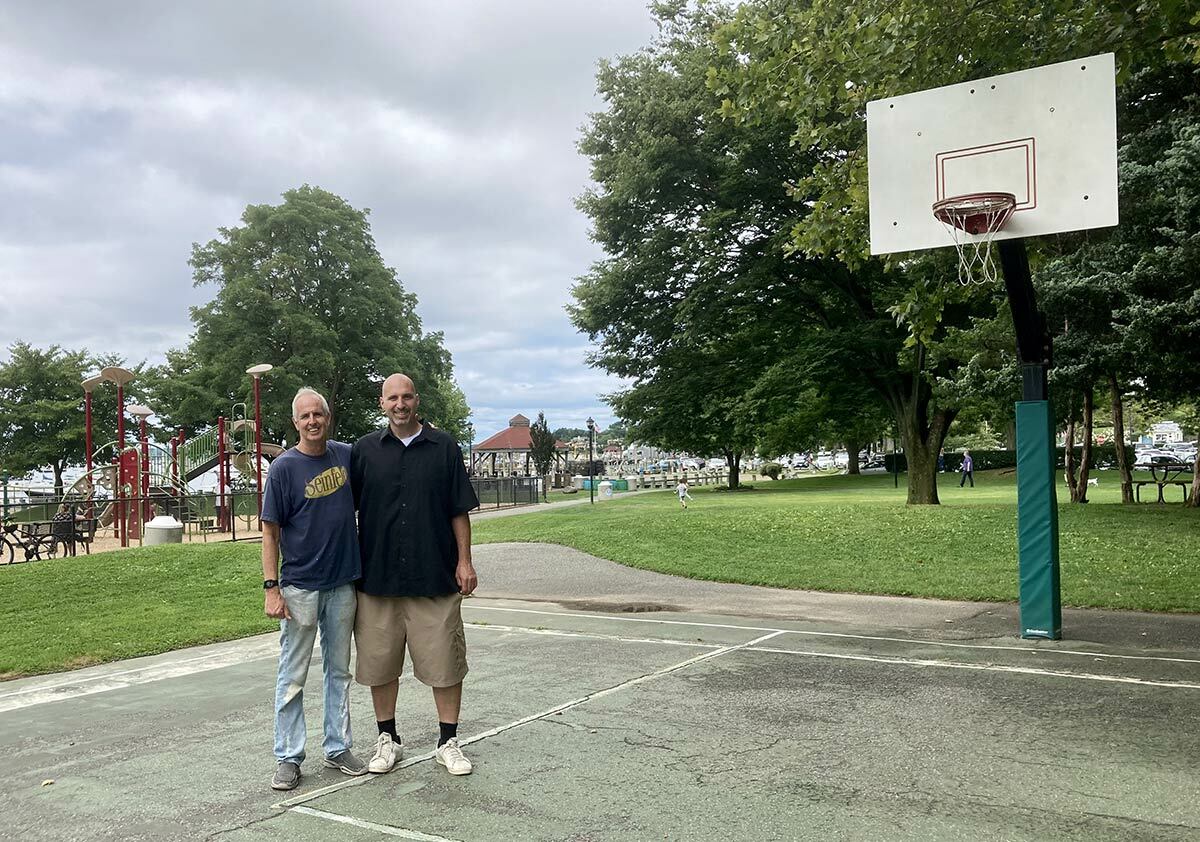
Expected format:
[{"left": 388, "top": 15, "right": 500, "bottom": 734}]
[{"left": 1150, "top": 421, "right": 1184, "bottom": 444}]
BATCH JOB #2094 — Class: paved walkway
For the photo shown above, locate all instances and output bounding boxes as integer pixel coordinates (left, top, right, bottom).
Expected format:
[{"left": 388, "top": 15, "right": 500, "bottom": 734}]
[{"left": 3, "top": 542, "right": 1199, "bottom": 841}]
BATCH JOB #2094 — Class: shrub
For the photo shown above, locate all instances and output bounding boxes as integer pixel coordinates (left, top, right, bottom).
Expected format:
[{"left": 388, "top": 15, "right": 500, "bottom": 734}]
[{"left": 761, "top": 462, "right": 784, "bottom": 480}]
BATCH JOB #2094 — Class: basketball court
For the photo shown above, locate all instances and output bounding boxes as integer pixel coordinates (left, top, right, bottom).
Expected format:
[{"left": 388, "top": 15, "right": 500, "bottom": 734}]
[{"left": 3, "top": 543, "right": 1199, "bottom": 841}]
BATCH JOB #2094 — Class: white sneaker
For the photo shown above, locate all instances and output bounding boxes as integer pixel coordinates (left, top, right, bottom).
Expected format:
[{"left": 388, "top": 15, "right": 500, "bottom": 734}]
[
  {"left": 434, "top": 737, "right": 473, "bottom": 775},
  {"left": 368, "top": 732, "right": 401, "bottom": 774}
]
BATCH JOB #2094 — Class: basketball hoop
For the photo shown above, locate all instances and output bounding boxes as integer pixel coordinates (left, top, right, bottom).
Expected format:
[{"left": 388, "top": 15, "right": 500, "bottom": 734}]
[{"left": 932, "top": 192, "right": 1017, "bottom": 285}]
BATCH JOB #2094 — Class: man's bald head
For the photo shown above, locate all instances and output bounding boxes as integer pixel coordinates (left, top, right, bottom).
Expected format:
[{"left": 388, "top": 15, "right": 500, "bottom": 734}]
[{"left": 382, "top": 373, "right": 416, "bottom": 396}]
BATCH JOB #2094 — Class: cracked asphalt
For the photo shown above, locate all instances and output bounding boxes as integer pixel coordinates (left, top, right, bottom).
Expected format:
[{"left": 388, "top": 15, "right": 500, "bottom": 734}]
[{"left": 3, "top": 541, "right": 1199, "bottom": 841}]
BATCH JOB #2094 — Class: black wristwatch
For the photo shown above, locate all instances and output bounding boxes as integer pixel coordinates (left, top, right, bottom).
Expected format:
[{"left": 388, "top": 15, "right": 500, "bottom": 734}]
[{"left": 263, "top": 579, "right": 279, "bottom": 590}]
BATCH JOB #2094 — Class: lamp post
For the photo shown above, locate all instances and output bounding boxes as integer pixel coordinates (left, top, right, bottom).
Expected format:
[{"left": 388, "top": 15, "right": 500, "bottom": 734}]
[
  {"left": 100, "top": 366, "right": 135, "bottom": 546},
  {"left": 81, "top": 375, "right": 103, "bottom": 477},
  {"left": 81, "top": 375, "right": 103, "bottom": 519},
  {"left": 246, "top": 364, "right": 273, "bottom": 523},
  {"left": 586, "top": 417, "right": 595, "bottom": 505},
  {"left": 465, "top": 422, "right": 475, "bottom": 476},
  {"left": 128, "top": 404, "right": 153, "bottom": 529}
]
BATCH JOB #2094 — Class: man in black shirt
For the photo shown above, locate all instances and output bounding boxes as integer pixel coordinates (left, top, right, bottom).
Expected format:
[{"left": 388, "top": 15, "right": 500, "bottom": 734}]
[{"left": 351, "top": 373, "right": 480, "bottom": 777}]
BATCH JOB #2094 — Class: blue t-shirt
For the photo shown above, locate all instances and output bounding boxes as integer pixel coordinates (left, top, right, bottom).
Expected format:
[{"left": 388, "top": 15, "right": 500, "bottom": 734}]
[{"left": 261, "top": 440, "right": 361, "bottom": 590}]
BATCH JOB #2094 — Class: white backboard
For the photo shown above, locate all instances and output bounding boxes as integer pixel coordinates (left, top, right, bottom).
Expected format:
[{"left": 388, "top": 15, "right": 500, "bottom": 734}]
[{"left": 867, "top": 53, "right": 1118, "bottom": 255}]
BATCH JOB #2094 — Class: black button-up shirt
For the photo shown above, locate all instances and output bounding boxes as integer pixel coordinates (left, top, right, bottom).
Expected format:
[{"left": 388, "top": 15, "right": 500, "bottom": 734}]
[{"left": 351, "top": 425, "right": 479, "bottom": 597}]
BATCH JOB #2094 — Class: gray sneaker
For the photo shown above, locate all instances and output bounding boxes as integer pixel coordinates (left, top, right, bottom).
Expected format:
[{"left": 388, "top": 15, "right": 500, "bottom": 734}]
[
  {"left": 323, "top": 749, "right": 368, "bottom": 776},
  {"left": 271, "top": 761, "right": 301, "bottom": 791}
]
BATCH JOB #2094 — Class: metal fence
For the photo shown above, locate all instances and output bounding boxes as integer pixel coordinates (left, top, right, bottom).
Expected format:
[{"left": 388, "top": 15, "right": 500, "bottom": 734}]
[
  {"left": 470, "top": 475, "right": 542, "bottom": 507},
  {"left": 1, "top": 476, "right": 543, "bottom": 559}
]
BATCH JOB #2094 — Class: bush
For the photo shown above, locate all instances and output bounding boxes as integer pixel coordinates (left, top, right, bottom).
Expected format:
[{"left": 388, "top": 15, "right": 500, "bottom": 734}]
[{"left": 761, "top": 462, "right": 784, "bottom": 480}]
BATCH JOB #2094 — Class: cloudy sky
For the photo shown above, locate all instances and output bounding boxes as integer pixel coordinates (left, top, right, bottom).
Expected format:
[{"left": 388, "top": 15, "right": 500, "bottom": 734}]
[{"left": 0, "top": 1, "right": 659, "bottom": 439}]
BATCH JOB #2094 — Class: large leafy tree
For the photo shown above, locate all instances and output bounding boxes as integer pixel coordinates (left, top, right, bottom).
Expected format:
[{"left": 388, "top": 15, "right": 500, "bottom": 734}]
[
  {"left": 154, "top": 186, "right": 469, "bottom": 445},
  {"left": 575, "top": 3, "right": 980, "bottom": 501}
]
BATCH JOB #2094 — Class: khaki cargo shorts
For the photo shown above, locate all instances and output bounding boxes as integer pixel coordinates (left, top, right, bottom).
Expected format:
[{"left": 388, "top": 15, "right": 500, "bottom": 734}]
[{"left": 354, "top": 591, "right": 468, "bottom": 688}]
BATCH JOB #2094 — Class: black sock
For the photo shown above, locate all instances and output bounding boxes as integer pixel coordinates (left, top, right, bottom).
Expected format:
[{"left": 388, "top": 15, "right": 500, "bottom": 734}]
[
  {"left": 438, "top": 721, "right": 458, "bottom": 747},
  {"left": 377, "top": 718, "right": 402, "bottom": 744}
]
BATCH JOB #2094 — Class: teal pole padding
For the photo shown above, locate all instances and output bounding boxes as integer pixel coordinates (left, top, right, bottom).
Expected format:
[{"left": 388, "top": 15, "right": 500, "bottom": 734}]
[{"left": 1016, "top": 400, "right": 1062, "bottom": 639}]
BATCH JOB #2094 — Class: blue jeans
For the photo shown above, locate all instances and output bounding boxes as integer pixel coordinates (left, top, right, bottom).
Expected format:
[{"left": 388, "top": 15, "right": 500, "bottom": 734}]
[{"left": 273, "top": 583, "right": 356, "bottom": 765}]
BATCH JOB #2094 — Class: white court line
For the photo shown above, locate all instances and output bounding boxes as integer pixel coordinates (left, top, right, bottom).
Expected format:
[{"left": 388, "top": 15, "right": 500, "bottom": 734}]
[
  {"left": 277, "top": 630, "right": 785, "bottom": 810},
  {"left": 465, "top": 622, "right": 718, "bottom": 650},
  {"left": 466, "top": 603, "right": 1200, "bottom": 664},
  {"left": 290, "top": 806, "right": 463, "bottom": 841},
  {"left": 748, "top": 646, "right": 1200, "bottom": 690}
]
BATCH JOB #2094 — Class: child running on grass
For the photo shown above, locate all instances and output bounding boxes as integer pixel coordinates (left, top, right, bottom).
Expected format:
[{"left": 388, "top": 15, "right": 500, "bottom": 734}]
[{"left": 676, "top": 478, "right": 693, "bottom": 509}]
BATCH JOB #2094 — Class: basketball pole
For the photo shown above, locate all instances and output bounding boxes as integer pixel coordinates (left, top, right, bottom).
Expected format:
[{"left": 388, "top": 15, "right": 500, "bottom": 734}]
[{"left": 997, "top": 239, "right": 1062, "bottom": 640}]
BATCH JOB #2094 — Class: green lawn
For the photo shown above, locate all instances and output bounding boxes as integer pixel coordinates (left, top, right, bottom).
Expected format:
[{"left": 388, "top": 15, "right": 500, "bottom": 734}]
[
  {"left": 1, "top": 469, "right": 1196, "bottom": 679},
  {"left": 474, "top": 470, "right": 1200, "bottom": 613},
  {"left": 0, "top": 542, "right": 270, "bottom": 678}
]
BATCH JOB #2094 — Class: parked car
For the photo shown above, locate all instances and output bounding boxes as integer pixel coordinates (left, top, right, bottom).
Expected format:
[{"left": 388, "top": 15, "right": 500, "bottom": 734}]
[
  {"left": 706, "top": 457, "right": 726, "bottom": 469},
  {"left": 814, "top": 452, "right": 836, "bottom": 470}
]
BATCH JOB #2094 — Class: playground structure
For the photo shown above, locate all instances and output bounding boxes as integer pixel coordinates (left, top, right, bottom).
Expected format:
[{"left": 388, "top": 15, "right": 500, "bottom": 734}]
[
  {"left": 0, "top": 363, "right": 285, "bottom": 552},
  {"left": 54, "top": 404, "right": 284, "bottom": 549}
]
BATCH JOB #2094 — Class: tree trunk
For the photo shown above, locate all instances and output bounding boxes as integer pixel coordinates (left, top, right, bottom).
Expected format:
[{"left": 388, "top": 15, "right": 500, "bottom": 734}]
[
  {"left": 1108, "top": 372, "right": 1134, "bottom": 504},
  {"left": 1072, "top": 388, "right": 1094, "bottom": 503},
  {"left": 1189, "top": 447, "right": 1199, "bottom": 508},
  {"left": 1064, "top": 408, "right": 1077, "bottom": 497},
  {"left": 724, "top": 449, "right": 741, "bottom": 489},
  {"left": 53, "top": 461, "right": 65, "bottom": 498},
  {"left": 896, "top": 404, "right": 954, "bottom": 505},
  {"left": 845, "top": 438, "right": 861, "bottom": 475}
]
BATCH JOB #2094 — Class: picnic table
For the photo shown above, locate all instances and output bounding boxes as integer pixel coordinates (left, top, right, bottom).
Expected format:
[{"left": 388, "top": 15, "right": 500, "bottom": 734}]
[{"left": 1134, "top": 457, "right": 1193, "bottom": 503}]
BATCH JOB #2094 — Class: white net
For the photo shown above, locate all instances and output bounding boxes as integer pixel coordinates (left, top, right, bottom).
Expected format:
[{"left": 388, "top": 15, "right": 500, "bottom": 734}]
[{"left": 933, "top": 194, "right": 1016, "bottom": 285}]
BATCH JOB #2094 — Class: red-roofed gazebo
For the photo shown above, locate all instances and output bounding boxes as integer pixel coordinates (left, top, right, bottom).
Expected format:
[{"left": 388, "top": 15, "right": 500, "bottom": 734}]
[{"left": 473, "top": 414, "right": 568, "bottom": 477}]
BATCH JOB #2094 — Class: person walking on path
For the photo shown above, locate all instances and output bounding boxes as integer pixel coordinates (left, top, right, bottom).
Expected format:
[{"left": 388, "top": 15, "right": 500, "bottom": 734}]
[
  {"left": 263, "top": 388, "right": 366, "bottom": 791},
  {"left": 351, "top": 373, "right": 481, "bottom": 777},
  {"left": 676, "top": 478, "right": 693, "bottom": 509},
  {"left": 959, "top": 449, "right": 974, "bottom": 488}
]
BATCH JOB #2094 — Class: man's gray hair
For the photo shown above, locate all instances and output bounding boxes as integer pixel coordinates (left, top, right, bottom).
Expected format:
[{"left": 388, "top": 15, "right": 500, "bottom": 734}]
[{"left": 292, "top": 387, "right": 331, "bottom": 420}]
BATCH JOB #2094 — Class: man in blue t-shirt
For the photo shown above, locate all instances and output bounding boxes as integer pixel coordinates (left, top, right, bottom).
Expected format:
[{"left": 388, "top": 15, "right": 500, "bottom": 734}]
[{"left": 262, "top": 387, "right": 365, "bottom": 791}]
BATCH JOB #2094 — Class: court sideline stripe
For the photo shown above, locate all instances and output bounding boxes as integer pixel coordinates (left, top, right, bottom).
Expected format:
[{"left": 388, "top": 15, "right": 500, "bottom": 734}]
[
  {"left": 748, "top": 646, "right": 1200, "bottom": 690},
  {"left": 466, "top": 603, "right": 1200, "bottom": 664}
]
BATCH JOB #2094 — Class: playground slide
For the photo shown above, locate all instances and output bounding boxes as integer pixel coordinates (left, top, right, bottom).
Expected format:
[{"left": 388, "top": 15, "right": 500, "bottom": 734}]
[{"left": 230, "top": 443, "right": 285, "bottom": 482}]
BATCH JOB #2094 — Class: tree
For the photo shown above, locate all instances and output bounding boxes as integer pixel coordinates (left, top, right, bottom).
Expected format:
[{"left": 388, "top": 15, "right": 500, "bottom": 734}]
[
  {"left": 528, "top": 412, "right": 558, "bottom": 501},
  {"left": 574, "top": 2, "right": 980, "bottom": 500},
  {"left": 709, "top": 0, "right": 1200, "bottom": 500},
  {"left": 0, "top": 343, "right": 88, "bottom": 495},
  {"left": 157, "top": 186, "right": 469, "bottom": 445}
]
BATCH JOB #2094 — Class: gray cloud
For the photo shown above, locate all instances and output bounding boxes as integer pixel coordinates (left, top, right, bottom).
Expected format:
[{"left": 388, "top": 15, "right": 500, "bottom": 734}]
[{"left": 0, "top": 1, "right": 655, "bottom": 438}]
